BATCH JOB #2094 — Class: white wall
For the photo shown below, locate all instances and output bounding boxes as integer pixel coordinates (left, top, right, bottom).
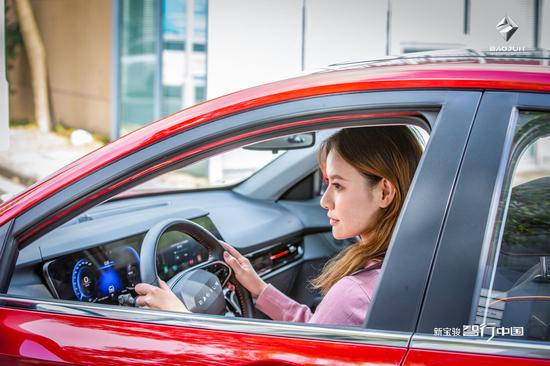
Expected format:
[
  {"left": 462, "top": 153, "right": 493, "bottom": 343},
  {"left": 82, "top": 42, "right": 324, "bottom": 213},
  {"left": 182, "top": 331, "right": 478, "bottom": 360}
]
[
  {"left": 208, "top": 0, "right": 547, "bottom": 100},
  {"left": 207, "top": 0, "right": 303, "bottom": 99},
  {"left": 391, "top": 0, "right": 466, "bottom": 53},
  {"left": 304, "top": 0, "right": 387, "bottom": 69}
]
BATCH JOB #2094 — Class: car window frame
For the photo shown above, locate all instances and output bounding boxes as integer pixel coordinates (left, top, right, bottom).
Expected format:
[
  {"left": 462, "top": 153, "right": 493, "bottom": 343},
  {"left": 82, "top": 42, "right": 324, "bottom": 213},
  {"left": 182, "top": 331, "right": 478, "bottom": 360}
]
[
  {"left": 412, "top": 91, "right": 550, "bottom": 361},
  {"left": 0, "top": 90, "right": 480, "bottom": 346}
]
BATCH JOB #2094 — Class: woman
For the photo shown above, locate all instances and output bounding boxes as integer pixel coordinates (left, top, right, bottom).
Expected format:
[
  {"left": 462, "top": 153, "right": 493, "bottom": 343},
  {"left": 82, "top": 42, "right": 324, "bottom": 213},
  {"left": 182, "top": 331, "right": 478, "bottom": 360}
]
[{"left": 135, "top": 126, "right": 423, "bottom": 327}]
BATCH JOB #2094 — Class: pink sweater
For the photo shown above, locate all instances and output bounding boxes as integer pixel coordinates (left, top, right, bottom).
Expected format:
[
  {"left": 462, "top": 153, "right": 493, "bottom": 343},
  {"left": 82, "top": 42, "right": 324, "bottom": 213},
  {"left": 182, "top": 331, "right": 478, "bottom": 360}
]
[{"left": 255, "top": 259, "right": 382, "bottom": 327}]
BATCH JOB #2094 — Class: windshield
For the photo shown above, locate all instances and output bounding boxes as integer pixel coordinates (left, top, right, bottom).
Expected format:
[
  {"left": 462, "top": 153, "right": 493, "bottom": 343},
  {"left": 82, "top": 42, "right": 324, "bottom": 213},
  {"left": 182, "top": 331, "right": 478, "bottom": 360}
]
[{"left": 127, "top": 147, "right": 286, "bottom": 193}]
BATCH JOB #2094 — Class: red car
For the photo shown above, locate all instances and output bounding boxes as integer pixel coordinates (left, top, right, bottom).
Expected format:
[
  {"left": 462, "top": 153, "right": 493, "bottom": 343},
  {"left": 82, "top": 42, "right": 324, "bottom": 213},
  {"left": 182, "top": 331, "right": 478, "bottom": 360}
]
[{"left": 1, "top": 50, "right": 550, "bottom": 365}]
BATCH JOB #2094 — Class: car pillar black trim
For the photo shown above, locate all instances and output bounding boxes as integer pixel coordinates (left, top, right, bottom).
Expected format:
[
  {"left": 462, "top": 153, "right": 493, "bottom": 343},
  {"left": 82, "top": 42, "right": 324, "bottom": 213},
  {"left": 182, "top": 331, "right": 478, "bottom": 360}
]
[{"left": 0, "top": 220, "right": 16, "bottom": 292}]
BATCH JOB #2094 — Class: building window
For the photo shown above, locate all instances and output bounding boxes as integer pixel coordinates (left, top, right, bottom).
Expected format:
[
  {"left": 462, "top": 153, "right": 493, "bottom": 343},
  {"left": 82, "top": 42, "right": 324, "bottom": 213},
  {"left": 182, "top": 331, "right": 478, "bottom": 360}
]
[{"left": 118, "top": 0, "right": 208, "bottom": 135}]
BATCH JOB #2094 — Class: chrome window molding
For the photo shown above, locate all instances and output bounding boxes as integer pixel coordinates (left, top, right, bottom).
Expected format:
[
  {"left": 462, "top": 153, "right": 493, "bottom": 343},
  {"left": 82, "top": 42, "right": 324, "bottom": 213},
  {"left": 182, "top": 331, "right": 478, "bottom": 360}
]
[
  {"left": 0, "top": 294, "right": 410, "bottom": 347},
  {"left": 411, "top": 334, "right": 550, "bottom": 360}
]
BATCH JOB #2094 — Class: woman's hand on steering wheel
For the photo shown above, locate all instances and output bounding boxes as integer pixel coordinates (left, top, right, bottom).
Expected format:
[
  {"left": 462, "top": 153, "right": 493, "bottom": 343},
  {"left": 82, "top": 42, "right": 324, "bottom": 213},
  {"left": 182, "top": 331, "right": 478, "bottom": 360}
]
[
  {"left": 135, "top": 279, "right": 190, "bottom": 313},
  {"left": 221, "top": 242, "right": 267, "bottom": 299}
]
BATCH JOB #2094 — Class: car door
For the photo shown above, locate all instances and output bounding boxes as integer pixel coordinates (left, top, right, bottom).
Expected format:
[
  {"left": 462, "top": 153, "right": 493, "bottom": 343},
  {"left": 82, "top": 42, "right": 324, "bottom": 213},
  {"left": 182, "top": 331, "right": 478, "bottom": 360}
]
[
  {"left": 403, "top": 92, "right": 550, "bottom": 365},
  {"left": 0, "top": 90, "right": 480, "bottom": 365}
]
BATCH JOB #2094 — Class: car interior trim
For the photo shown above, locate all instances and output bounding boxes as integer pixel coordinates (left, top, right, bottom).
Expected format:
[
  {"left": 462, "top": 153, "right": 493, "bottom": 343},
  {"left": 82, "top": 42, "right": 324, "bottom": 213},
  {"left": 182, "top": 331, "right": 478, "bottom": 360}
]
[
  {"left": 0, "top": 295, "right": 411, "bottom": 347},
  {"left": 411, "top": 334, "right": 550, "bottom": 360}
]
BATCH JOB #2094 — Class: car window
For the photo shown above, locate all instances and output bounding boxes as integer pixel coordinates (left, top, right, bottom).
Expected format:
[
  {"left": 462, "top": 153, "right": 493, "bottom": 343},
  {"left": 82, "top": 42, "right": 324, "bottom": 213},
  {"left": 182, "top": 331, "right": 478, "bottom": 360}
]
[
  {"left": 129, "top": 126, "right": 428, "bottom": 195},
  {"left": 474, "top": 111, "right": 550, "bottom": 343},
  {"left": 127, "top": 147, "right": 286, "bottom": 193},
  {"left": 13, "top": 119, "right": 432, "bottom": 330}
]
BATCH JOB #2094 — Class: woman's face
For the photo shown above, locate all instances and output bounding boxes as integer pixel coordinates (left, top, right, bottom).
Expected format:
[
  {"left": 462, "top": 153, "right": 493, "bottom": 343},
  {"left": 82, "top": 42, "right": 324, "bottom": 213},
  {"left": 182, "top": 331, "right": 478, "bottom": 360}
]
[{"left": 320, "top": 149, "right": 386, "bottom": 240}]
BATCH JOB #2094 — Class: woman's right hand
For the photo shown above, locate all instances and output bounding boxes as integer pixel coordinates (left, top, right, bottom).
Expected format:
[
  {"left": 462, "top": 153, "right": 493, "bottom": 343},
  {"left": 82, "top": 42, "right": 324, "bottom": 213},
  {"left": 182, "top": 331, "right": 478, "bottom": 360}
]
[{"left": 221, "top": 241, "right": 267, "bottom": 299}]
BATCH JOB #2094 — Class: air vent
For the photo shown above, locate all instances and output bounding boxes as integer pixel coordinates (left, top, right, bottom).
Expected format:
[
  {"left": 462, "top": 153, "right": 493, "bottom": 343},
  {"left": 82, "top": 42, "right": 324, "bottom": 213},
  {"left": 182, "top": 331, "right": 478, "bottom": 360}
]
[{"left": 247, "top": 240, "right": 303, "bottom": 276}]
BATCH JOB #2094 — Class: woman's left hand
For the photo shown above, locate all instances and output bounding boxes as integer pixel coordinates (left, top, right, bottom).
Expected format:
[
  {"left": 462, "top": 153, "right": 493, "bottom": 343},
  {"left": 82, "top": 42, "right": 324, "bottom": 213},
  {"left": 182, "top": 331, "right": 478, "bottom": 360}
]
[{"left": 135, "top": 279, "right": 190, "bottom": 312}]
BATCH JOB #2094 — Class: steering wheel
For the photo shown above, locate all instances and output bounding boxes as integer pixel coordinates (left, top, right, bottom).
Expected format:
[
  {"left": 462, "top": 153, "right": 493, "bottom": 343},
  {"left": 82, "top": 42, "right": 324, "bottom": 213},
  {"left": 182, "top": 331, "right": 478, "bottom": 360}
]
[{"left": 139, "top": 218, "right": 254, "bottom": 317}]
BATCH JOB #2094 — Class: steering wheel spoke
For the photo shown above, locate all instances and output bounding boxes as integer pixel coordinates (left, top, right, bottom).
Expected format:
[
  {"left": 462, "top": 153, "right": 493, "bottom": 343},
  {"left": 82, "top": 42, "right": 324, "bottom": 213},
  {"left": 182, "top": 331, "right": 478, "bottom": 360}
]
[
  {"left": 199, "top": 260, "right": 232, "bottom": 287},
  {"left": 223, "top": 287, "right": 243, "bottom": 317}
]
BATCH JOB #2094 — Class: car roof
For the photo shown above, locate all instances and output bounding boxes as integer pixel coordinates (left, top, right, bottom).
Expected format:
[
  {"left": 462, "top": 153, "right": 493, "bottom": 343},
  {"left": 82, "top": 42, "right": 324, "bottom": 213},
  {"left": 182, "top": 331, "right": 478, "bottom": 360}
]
[
  {"left": 2, "top": 49, "right": 550, "bottom": 227},
  {"left": 321, "top": 49, "right": 550, "bottom": 71}
]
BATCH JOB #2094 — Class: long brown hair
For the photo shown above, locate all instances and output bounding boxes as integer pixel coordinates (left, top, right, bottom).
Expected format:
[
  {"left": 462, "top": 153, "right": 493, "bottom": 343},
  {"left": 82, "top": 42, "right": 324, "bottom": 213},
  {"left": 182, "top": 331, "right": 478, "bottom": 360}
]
[{"left": 312, "top": 126, "right": 423, "bottom": 295}]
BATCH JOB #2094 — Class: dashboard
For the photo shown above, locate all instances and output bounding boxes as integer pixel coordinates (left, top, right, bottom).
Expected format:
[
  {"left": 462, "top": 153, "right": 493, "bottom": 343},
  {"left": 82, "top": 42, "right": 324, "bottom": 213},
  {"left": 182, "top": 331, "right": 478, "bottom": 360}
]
[
  {"left": 42, "top": 215, "right": 219, "bottom": 304},
  {"left": 10, "top": 189, "right": 329, "bottom": 308}
]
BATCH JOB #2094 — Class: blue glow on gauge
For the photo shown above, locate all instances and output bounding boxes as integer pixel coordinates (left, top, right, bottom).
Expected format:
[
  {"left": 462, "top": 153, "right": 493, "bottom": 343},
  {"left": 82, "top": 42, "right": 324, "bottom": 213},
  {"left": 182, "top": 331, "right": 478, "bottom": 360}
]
[
  {"left": 99, "top": 262, "right": 115, "bottom": 270},
  {"left": 98, "top": 269, "right": 122, "bottom": 296},
  {"left": 123, "top": 245, "right": 140, "bottom": 264},
  {"left": 72, "top": 259, "right": 93, "bottom": 301}
]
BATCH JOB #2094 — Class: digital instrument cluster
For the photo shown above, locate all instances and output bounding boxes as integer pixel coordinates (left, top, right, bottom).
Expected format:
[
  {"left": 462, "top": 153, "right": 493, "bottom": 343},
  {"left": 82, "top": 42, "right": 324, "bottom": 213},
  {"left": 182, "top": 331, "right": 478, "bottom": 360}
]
[{"left": 43, "top": 216, "right": 221, "bottom": 304}]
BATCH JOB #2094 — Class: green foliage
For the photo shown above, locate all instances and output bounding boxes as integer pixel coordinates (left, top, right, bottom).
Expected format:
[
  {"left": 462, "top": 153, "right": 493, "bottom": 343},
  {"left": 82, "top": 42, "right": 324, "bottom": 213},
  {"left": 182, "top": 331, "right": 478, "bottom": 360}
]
[
  {"left": 9, "top": 117, "right": 34, "bottom": 127},
  {"left": 5, "top": 1, "right": 23, "bottom": 70},
  {"left": 53, "top": 121, "right": 69, "bottom": 136}
]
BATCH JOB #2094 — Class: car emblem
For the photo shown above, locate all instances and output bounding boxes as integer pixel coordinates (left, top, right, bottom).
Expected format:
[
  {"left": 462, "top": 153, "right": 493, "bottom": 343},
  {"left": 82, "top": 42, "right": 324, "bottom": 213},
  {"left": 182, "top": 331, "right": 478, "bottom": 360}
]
[{"left": 496, "top": 15, "right": 518, "bottom": 42}]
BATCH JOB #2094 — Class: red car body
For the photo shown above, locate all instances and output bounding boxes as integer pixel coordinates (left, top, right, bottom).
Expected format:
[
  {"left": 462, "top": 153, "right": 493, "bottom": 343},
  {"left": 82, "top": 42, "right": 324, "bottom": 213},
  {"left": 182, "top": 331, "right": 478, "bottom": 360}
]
[{"left": 1, "top": 52, "right": 549, "bottom": 365}]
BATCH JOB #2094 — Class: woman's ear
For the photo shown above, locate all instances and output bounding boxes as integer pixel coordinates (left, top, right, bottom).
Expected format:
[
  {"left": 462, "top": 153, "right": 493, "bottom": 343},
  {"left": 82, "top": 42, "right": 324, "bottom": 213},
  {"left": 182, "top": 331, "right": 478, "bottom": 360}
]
[{"left": 378, "top": 178, "right": 396, "bottom": 208}]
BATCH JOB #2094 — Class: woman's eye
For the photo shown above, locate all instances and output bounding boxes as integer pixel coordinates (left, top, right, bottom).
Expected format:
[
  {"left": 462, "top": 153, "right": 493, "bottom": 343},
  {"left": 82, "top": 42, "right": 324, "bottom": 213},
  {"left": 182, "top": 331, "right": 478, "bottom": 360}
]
[{"left": 332, "top": 183, "right": 342, "bottom": 190}]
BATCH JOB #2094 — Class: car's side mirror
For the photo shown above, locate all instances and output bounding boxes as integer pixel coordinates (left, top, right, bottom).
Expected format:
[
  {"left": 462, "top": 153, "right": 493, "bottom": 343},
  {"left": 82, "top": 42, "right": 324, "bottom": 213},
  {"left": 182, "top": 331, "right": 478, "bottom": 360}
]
[{"left": 244, "top": 133, "right": 315, "bottom": 152}]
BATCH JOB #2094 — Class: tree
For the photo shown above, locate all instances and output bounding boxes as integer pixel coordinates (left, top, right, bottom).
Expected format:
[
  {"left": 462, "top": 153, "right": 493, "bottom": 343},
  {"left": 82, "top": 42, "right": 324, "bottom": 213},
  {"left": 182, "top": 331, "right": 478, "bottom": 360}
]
[{"left": 14, "top": 0, "right": 50, "bottom": 133}]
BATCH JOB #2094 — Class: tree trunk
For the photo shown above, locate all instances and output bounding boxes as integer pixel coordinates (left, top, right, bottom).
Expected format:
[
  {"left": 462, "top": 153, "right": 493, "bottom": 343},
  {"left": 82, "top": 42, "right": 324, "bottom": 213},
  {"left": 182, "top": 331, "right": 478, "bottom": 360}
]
[{"left": 15, "top": 0, "right": 51, "bottom": 133}]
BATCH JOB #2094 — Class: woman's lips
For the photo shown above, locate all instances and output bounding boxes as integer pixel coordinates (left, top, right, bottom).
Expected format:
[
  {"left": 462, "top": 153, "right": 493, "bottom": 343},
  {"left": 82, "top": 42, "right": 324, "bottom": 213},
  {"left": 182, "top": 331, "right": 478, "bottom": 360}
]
[{"left": 329, "top": 218, "right": 339, "bottom": 225}]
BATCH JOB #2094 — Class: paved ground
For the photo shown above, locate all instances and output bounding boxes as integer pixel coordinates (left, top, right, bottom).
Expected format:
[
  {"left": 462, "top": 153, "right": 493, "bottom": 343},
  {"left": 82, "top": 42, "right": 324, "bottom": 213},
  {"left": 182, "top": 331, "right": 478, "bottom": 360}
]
[
  {"left": 0, "top": 127, "right": 104, "bottom": 200},
  {"left": 0, "top": 175, "right": 25, "bottom": 201},
  {"left": 0, "top": 127, "right": 209, "bottom": 203}
]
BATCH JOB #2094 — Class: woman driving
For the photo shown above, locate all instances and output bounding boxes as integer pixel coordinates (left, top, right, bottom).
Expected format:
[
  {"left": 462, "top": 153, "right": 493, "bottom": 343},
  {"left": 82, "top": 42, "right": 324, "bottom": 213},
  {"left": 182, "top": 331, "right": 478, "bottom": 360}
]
[{"left": 135, "top": 126, "right": 423, "bottom": 327}]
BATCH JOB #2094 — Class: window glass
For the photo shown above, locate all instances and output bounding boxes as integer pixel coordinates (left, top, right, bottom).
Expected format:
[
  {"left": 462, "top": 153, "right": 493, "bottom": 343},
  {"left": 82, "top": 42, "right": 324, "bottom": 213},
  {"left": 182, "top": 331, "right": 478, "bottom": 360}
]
[
  {"left": 130, "top": 125, "right": 428, "bottom": 193},
  {"left": 127, "top": 146, "right": 286, "bottom": 193},
  {"left": 475, "top": 111, "right": 550, "bottom": 343}
]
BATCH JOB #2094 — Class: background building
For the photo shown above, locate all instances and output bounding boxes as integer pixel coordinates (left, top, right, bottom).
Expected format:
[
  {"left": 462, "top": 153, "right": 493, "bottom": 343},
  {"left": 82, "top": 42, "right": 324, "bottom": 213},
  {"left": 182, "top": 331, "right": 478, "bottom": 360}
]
[
  {"left": 8, "top": 0, "right": 550, "bottom": 137},
  {"left": 5, "top": 0, "right": 550, "bottom": 185}
]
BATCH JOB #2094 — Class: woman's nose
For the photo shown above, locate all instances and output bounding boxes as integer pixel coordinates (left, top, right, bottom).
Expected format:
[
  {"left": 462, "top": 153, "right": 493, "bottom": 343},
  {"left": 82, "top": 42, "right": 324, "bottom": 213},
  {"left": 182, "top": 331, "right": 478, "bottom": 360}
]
[{"left": 320, "top": 188, "right": 333, "bottom": 210}]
